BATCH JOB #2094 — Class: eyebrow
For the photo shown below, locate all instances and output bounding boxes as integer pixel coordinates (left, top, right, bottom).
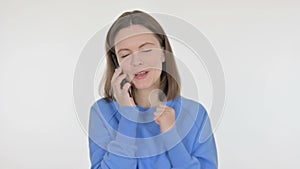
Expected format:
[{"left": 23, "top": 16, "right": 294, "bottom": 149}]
[{"left": 117, "top": 42, "right": 155, "bottom": 54}]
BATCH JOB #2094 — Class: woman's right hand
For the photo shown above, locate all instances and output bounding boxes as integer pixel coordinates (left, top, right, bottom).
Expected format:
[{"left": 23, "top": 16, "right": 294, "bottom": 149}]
[{"left": 111, "top": 67, "right": 136, "bottom": 107}]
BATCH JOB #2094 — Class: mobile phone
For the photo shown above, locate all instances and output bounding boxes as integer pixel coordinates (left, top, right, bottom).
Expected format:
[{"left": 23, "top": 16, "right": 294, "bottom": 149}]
[{"left": 111, "top": 53, "right": 132, "bottom": 97}]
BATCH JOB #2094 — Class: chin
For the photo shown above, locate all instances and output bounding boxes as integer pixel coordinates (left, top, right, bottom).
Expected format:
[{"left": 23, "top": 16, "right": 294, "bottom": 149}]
[{"left": 133, "top": 82, "right": 153, "bottom": 90}]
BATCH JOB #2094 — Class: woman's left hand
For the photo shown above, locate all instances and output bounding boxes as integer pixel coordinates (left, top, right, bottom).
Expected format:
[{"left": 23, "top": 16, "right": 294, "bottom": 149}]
[{"left": 154, "top": 104, "right": 176, "bottom": 133}]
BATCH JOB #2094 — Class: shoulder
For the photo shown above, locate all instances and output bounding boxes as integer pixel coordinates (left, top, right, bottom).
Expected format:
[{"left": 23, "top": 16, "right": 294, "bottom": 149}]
[
  {"left": 179, "top": 96, "right": 213, "bottom": 143},
  {"left": 180, "top": 96, "right": 208, "bottom": 116},
  {"left": 90, "top": 98, "right": 118, "bottom": 120},
  {"left": 178, "top": 96, "right": 210, "bottom": 129}
]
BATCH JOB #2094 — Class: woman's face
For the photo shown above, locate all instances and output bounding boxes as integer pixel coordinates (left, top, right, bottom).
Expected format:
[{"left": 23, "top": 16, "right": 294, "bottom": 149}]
[{"left": 114, "top": 25, "right": 165, "bottom": 90}]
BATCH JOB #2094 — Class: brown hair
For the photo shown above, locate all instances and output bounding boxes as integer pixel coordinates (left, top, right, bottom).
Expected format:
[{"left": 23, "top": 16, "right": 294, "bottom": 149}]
[{"left": 101, "top": 10, "right": 181, "bottom": 103}]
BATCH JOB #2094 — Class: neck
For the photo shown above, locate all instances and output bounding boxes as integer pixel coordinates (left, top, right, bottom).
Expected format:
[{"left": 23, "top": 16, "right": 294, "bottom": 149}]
[{"left": 133, "top": 88, "right": 162, "bottom": 108}]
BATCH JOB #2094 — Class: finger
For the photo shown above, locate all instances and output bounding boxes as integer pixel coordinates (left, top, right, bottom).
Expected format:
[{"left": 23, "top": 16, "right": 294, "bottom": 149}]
[
  {"left": 112, "top": 76, "right": 127, "bottom": 99},
  {"left": 157, "top": 105, "right": 167, "bottom": 109},
  {"left": 121, "top": 82, "right": 131, "bottom": 94},
  {"left": 155, "top": 106, "right": 164, "bottom": 111},
  {"left": 111, "top": 68, "right": 119, "bottom": 83},
  {"left": 153, "top": 115, "right": 158, "bottom": 121},
  {"left": 154, "top": 112, "right": 160, "bottom": 117},
  {"left": 160, "top": 106, "right": 172, "bottom": 113},
  {"left": 156, "top": 107, "right": 167, "bottom": 114},
  {"left": 114, "top": 74, "right": 127, "bottom": 90},
  {"left": 154, "top": 111, "right": 164, "bottom": 120},
  {"left": 156, "top": 106, "right": 167, "bottom": 113},
  {"left": 158, "top": 104, "right": 168, "bottom": 109},
  {"left": 154, "top": 110, "right": 164, "bottom": 115},
  {"left": 112, "top": 76, "right": 127, "bottom": 96},
  {"left": 111, "top": 67, "right": 123, "bottom": 84},
  {"left": 154, "top": 118, "right": 160, "bottom": 125}
]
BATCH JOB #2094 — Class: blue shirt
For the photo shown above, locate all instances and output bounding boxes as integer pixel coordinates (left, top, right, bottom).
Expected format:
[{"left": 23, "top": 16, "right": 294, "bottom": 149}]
[{"left": 88, "top": 95, "right": 218, "bottom": 169}]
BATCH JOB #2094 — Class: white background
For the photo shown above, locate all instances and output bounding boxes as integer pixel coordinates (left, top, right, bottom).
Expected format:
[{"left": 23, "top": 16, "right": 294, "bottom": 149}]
[{"left": 1, "top": 0, "right": 299, "bottom": 168}]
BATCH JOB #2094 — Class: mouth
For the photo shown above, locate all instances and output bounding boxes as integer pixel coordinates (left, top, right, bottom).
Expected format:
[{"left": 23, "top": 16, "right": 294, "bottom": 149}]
[{"left": 134, "top": 70, "right": 149, "bottom": 79}]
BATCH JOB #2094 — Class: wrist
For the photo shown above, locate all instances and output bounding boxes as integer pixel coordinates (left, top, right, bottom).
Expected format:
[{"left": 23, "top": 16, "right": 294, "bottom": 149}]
[{"left": 160, "top": 123, "right": 175, "bottom": 133}]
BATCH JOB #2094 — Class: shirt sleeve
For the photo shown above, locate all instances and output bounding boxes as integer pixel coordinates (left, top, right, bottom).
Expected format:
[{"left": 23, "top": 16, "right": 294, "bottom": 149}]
[
  {"left": 88, "top": 102, "right": 138, "bottom": 169},
  {"left": 165, "top": 107, "right": 218, "bottom": 169}
]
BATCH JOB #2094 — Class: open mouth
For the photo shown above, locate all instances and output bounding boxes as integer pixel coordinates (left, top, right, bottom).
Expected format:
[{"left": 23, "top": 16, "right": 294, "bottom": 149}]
[{"left": 134, "top": 70, "right": 149, "bottom": 79}]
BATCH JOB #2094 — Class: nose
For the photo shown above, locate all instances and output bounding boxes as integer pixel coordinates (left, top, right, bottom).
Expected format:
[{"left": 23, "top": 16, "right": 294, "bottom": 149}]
[{"left": 130, "top": 52, "right": 143, "bottom": 66}]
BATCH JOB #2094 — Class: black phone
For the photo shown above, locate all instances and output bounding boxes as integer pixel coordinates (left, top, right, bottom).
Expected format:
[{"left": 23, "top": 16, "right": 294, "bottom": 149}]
[{"left": 111, "top": 53, "right": 132, "bottom": 97}]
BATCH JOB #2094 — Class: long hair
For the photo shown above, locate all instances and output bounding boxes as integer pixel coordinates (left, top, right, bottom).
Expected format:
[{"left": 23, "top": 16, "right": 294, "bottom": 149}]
[{"left": 101, "top": 10, "right": 181, "bottom": 103}]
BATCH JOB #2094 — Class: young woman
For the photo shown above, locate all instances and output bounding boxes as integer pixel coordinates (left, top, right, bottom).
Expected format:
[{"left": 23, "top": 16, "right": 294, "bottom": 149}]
[{"left": 88, "top": 10, "right": 218, "bottom": 169}]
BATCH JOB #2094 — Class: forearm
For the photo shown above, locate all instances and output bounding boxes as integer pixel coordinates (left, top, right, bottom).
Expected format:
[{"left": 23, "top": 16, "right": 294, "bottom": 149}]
[
  {"left": 89, "top": 117, "right": 138, "bottom": 169},
  {"left": 163, "top": 127, "right": 217, "bottom": 169},
  {"left": 89, "top": 140, "right": 137, "bottom": 169},
  {"left": 89, "top": 106, "right": 138, "bottom": 169}
]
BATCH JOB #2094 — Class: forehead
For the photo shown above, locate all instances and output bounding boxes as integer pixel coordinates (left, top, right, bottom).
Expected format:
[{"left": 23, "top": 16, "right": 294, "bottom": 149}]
[{"left": 114, "top": 25, "right": 160, "bottom": 50}]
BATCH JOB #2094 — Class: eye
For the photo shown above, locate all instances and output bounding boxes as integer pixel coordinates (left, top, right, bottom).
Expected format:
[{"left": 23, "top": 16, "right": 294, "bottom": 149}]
[
  {"left": 120, "top": 54, "right": 130, "bottom": 58},
  {"left": 142, "top": 49, "right": 152, "bottom": 53}
]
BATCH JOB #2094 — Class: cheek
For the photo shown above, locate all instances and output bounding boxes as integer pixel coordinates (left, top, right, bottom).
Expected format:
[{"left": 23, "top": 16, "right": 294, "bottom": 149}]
[
  {"left": 120, "top": 61, "right": 131, "bottom": 73},
  {"left": 152, "top": 69, "right": 163, "bottom": 78},
  {"left": 145, "top": 57, "right": 163, "bottom": 69}
]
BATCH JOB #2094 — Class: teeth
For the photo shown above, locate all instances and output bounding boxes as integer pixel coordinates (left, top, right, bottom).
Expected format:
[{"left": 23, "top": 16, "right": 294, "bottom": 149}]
[
  {"left": 138, "top": 71, "right": 145, "bottom": 75},
  {"left": 135, "top": 71, "right": 147, "bottom": 75}
]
